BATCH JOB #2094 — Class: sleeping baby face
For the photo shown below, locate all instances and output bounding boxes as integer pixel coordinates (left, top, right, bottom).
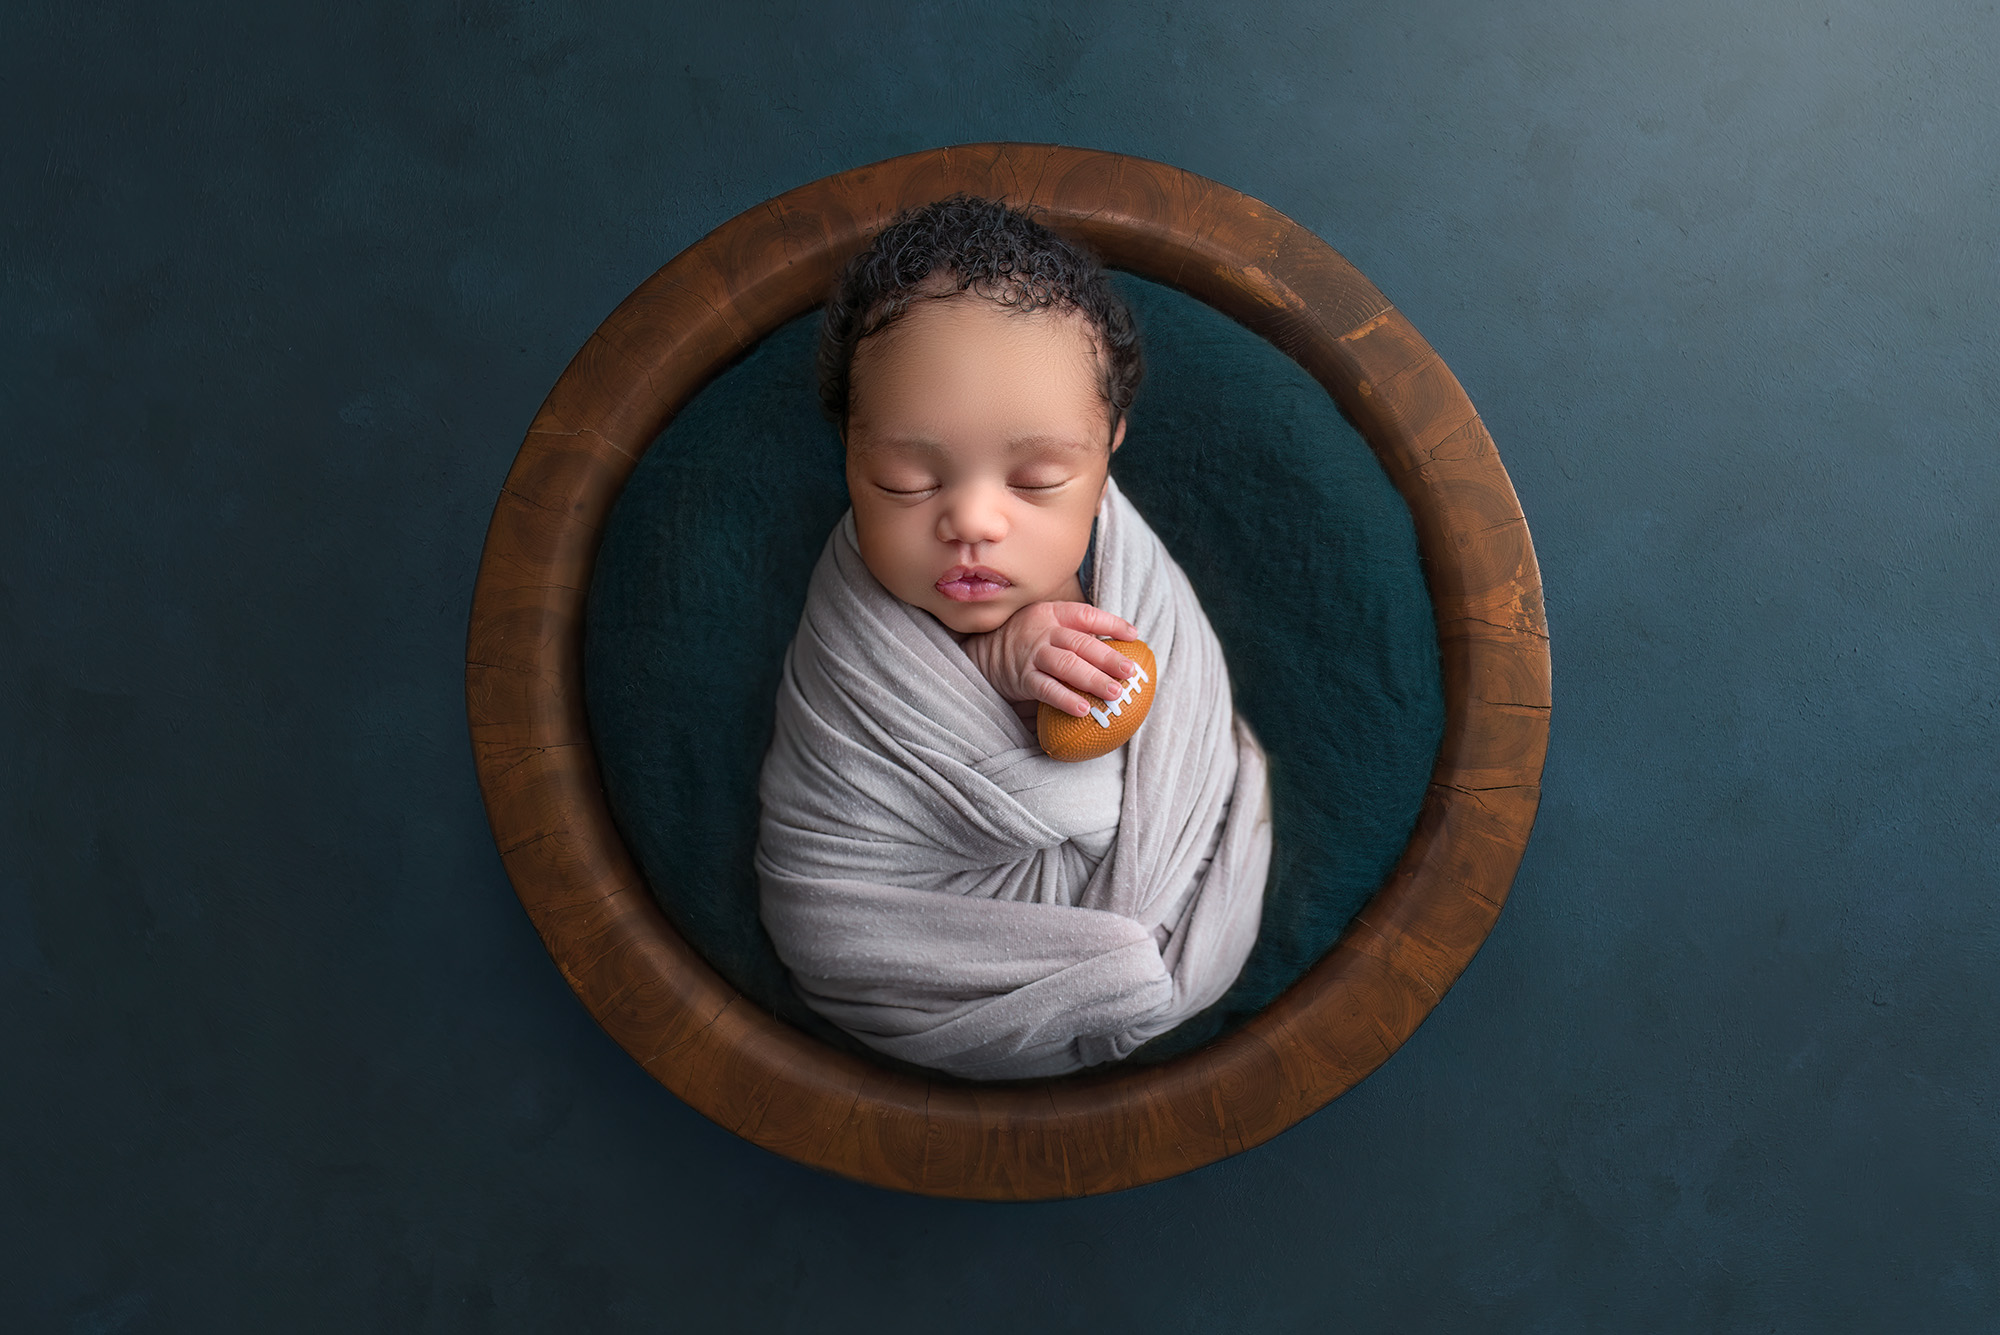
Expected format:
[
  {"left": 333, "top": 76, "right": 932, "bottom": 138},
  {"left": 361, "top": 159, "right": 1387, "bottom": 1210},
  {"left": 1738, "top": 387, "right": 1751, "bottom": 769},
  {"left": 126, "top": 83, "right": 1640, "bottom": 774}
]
[{"left": 843, "top": 292, "right": 1126, "bottom": 636}]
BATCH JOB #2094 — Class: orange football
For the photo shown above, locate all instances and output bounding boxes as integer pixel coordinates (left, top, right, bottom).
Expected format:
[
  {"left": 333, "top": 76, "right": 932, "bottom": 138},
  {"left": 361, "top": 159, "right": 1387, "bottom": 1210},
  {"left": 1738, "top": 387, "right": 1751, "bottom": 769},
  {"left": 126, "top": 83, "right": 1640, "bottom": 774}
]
[{"left": 1037, "top": 638, "right": 1158, "bottom": 763}]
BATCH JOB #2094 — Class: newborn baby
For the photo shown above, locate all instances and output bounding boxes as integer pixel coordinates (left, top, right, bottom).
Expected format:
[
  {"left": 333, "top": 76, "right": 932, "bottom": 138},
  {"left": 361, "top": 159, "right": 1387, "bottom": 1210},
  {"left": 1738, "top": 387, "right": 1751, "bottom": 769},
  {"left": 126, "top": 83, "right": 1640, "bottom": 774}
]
[{"left": 755, "top": 196, "right": 1272, "bottom": 1079}]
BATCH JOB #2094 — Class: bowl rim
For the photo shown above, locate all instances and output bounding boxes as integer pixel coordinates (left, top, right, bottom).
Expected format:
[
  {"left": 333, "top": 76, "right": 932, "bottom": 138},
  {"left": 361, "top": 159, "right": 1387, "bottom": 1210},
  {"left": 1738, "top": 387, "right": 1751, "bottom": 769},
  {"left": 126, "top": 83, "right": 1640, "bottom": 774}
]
[{"left": 465, "top": 142, "right": 1550, "bottom": 1200}]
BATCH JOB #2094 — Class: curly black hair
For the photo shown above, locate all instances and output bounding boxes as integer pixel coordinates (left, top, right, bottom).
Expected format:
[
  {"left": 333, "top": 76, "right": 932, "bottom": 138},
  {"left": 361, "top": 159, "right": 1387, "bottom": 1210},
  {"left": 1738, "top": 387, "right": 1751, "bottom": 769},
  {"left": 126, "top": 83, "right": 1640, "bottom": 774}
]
[{"left": 817, "top": 194, "right": 1144, "bottom": 438}]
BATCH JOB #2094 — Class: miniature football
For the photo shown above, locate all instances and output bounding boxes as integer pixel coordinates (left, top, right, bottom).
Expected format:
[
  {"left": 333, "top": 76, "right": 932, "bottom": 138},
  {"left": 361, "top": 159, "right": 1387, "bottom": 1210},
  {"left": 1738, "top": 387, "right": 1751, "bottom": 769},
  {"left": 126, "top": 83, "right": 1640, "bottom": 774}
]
[{"left": 1037, "top": 638, "right": 1158, "bottom": 763}]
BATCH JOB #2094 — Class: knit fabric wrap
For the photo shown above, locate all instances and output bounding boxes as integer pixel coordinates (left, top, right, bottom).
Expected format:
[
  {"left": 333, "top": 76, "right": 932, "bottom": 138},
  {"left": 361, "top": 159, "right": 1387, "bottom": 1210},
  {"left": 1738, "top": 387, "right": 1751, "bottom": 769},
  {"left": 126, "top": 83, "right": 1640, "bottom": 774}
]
[{"left": 755, "top": 477, "right": 1272, "bottom": 1080}]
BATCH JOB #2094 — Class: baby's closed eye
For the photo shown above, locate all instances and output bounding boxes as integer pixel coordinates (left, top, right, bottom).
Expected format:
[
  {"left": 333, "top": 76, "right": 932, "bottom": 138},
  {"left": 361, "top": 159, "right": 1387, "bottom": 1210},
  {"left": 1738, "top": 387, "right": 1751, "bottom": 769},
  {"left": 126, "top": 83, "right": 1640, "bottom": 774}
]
[{"left": 868, "top": 468, "right": 940, "bottom": 498}]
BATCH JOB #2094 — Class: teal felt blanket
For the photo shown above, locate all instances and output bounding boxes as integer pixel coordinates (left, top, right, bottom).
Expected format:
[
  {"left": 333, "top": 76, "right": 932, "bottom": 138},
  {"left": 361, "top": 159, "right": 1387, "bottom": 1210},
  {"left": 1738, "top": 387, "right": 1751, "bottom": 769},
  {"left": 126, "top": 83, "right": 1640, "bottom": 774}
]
[{"left": 584, "top": 274, "right": 1444, "bottom": 1067}]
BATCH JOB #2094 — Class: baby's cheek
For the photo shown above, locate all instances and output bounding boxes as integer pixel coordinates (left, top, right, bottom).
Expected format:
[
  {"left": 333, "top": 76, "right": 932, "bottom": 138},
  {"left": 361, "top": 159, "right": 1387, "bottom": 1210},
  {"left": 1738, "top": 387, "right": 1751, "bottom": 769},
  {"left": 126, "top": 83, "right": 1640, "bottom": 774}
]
[{"left": 851, "top": 516, "right": 916, "bottom": 590}]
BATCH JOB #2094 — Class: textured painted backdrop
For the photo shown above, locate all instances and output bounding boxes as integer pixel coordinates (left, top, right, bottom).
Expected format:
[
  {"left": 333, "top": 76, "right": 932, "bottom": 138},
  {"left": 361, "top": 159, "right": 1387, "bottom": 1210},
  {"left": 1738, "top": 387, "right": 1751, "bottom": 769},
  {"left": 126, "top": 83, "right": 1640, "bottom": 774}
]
[{"left": 5, "top": 1, "right": 1995, "bottom": 1330}]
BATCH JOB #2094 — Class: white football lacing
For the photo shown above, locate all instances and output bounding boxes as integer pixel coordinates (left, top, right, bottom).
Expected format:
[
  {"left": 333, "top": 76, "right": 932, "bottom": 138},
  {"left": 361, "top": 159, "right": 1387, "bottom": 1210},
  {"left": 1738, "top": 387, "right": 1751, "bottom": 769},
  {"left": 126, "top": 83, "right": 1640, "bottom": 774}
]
[{"left": 1087, "top": 661, "right": 1150, "bottom": 730}]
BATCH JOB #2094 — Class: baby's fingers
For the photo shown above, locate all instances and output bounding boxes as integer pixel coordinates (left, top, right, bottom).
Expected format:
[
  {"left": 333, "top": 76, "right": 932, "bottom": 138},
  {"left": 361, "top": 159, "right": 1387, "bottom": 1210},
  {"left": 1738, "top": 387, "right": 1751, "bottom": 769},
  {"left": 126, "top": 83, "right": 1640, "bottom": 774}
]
[
  {"left": 1036, "top": 641, "right": 1129, "bottom": 704},
  {"left": 1052, "top": 627, "right": 1138, "bottom": 688},
  {"left": 1027, "top": 669, "right": 1096, "bottom": 719},
  {"left": 1049, "top": 601, "right": 1139, "bottom": 643}
]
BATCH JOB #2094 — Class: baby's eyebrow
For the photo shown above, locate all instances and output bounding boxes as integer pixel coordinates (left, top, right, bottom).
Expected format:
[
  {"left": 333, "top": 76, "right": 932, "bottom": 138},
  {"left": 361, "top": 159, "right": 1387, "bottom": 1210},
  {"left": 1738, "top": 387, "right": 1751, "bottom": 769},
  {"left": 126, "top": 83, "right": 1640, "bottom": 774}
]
[
  {"left": 853, "top": 432, "right": 1095, "bottom": 456},
  {"left": 1005, "top": 433, "right": 1096, "bottom": 452},
  {"left": 851, "top": 434, "right": 946, "bottom": 458}
]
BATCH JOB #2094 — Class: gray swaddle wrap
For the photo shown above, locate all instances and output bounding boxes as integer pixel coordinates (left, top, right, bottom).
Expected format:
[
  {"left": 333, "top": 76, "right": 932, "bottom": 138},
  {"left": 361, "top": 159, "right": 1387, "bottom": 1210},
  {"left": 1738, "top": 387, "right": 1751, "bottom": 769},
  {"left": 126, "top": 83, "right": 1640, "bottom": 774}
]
[{"left": 755, "top": 477, "right": 1272, "bottom": 1079}]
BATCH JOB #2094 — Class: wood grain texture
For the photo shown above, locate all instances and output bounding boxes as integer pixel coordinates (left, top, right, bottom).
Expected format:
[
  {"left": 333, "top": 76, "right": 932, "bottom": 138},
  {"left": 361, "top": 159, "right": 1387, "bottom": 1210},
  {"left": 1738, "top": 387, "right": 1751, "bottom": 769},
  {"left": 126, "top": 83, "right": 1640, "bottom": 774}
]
[{"left": 465, "top": 143, "right": 1551, "bottom": 1199}]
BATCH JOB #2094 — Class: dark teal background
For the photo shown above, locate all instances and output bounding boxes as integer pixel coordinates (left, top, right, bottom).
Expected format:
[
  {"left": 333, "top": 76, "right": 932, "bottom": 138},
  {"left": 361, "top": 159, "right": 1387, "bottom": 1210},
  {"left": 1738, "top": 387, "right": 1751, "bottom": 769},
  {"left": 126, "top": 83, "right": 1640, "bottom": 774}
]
[{"left": 6, "top": 2, "right": 1996, "bottom": 1330}]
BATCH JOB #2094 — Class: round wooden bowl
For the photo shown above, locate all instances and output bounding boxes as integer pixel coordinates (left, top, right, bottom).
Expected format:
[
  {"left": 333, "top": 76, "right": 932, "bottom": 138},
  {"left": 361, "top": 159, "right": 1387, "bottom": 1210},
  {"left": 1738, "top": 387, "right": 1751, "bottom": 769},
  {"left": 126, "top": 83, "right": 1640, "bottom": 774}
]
[{"left": 466, "top": 143, "right": 1550, "bottom": 1199}]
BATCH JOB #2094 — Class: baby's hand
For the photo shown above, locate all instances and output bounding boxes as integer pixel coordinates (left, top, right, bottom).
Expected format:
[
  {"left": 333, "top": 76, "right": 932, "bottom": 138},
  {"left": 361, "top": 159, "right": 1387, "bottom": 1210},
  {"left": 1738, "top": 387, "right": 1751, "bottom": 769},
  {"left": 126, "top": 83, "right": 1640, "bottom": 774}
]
[{"left": 962, "top": 602, "right": 1143, "bottom": 719}]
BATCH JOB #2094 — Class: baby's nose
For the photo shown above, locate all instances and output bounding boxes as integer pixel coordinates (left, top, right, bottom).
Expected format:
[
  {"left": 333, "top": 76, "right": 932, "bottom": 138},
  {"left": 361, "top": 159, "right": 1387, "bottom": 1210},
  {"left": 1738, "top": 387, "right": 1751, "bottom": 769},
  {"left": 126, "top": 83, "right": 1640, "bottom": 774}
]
[{"left": 937, "top": 488, "right": 1009, "bottom": 545}]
